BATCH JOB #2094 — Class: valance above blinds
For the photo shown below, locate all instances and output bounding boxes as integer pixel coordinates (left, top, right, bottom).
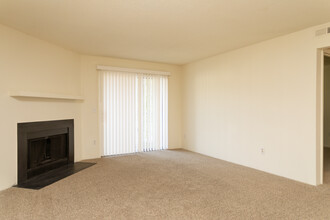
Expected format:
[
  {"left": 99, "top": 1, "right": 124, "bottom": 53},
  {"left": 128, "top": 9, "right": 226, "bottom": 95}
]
[{"left": 97, "top": 65, "right": 170, "bottom": 76}]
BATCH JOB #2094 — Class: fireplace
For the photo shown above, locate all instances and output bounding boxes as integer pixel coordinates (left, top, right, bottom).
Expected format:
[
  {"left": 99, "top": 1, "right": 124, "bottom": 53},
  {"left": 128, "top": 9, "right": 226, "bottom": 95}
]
[{"left": 17, "top": 119, "right": 74, "bottom": 184}]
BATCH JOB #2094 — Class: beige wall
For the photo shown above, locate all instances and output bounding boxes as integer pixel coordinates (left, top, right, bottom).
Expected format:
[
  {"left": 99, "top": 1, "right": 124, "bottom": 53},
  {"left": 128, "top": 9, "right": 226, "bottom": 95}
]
[
  {"left": 0, "top": 24, "right": 82, "bottom": 190},
  {"left": 80, "top": 55, "right": 182, "bottom": 159},
  {"left": 182, "top": 22, "right": 330, "bottom": 185}
]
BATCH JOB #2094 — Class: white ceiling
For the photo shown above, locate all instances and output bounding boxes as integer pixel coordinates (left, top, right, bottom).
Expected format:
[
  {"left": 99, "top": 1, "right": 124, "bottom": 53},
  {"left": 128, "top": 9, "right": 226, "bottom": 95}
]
[{"left": 1, "top": 0, "right": 330, "bottom": 65}]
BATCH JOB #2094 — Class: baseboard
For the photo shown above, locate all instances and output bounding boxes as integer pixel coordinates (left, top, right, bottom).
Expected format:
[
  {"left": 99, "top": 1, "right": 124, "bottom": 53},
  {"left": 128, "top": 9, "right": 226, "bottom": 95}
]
[{"left": 168, "top": 146, "right": 183, "bottom": 150}]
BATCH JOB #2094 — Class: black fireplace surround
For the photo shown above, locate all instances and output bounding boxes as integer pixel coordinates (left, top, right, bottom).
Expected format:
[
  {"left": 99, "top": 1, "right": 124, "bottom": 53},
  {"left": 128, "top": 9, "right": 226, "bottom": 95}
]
[{"left": 17, "top": 119, "right": 74, "bottom": 184}]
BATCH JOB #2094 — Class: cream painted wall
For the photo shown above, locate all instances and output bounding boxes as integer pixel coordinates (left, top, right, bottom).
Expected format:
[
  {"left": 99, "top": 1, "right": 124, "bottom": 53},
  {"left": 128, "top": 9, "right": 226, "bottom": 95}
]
[
  {"left": 80, "top": 55, "right": 182, "bottom": 159},
  {"left": 182, "top": 22, "right": 330, "bottom": 185},
  {"left": 0, "top": 24, "right": 82, "bottom": 191}
]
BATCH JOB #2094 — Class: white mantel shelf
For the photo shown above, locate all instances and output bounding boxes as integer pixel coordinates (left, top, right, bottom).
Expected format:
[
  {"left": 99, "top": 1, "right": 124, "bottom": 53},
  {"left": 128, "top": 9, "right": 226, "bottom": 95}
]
[{"left": 9, "top": 91, "right": 84, "bottom": 101}]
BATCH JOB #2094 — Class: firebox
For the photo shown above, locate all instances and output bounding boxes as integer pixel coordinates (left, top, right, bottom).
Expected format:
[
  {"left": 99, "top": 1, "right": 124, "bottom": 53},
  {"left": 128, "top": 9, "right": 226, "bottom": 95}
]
[{"left": 17, "top": 119, "right": 74, "bottom": 184}]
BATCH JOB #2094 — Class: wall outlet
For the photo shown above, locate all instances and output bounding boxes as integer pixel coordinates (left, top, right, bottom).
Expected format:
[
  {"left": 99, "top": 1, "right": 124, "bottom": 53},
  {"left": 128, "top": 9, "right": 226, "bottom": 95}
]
[
  {"left": 260, "top": 147, "right": 265, "bottom": 154},
  {"left": 92, "top": 139, "right": 97, "bottom": 145}
]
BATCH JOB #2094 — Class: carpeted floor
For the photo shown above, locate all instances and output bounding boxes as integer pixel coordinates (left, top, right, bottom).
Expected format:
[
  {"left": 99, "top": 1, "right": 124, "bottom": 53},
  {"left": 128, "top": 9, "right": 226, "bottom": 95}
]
[{"left": 1, "top": 149, "right": 330, "bottom": 219}]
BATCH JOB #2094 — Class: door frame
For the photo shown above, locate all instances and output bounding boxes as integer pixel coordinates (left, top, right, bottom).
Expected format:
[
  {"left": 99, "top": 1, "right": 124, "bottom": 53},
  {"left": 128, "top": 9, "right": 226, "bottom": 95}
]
[
  {"left": 316, "top": 48, "right": 324, "bottom": 185},
  {"left": 318, "top": 48, "right": 330, "bottom": 185}
]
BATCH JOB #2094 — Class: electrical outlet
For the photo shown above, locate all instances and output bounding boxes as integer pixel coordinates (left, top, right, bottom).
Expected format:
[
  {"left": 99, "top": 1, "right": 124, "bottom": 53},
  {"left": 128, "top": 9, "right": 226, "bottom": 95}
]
[
  {"left": 260, "top": 147, "right": 265, "bottom": 154},
  {"left": 92, "top": 139, "right": 96, "bottom": 145}
]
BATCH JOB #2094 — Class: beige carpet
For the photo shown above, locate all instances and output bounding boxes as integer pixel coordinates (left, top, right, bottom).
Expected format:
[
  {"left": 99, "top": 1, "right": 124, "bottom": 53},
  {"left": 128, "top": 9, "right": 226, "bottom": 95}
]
[{"left": 1, "top": 149, "right": 330, "bottom": 219}]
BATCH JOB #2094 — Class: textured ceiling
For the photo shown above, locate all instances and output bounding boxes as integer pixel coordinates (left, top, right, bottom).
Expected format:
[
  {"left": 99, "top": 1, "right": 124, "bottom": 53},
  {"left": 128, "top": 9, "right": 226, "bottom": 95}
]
[{"left": 1, "top": 0, "right": 330, "bottom": 64}]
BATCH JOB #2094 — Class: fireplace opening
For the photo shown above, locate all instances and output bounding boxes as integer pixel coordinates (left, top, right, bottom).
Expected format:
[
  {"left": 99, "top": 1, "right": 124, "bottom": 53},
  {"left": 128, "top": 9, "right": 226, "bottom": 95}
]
[{"left": 27, "top": 133, "right": 68, "bottom": 179}]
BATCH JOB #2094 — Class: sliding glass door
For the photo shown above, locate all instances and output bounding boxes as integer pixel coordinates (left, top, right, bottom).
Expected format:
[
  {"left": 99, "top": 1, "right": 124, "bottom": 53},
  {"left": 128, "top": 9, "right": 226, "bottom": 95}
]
[{"left": 99, "top": 70, "right": 168, "bottom": 156}]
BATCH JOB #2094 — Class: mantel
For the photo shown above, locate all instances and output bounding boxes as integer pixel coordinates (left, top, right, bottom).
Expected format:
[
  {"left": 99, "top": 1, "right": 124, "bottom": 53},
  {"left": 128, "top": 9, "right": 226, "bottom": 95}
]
[{"left": 9, "top": 91, "right": 84, "bottom": 101}]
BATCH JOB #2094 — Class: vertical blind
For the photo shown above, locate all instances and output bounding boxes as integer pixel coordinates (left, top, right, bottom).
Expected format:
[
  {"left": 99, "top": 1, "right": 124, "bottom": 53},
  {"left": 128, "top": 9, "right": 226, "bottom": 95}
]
[{"left": 100, "top": 70, "right": 168, "bottom": 156}]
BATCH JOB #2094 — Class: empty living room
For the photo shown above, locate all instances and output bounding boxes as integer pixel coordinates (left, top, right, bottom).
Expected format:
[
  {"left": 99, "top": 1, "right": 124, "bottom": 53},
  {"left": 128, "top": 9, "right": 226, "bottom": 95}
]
[{"left": 2, "top": 0, "right": 330, "bottom": 219}]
